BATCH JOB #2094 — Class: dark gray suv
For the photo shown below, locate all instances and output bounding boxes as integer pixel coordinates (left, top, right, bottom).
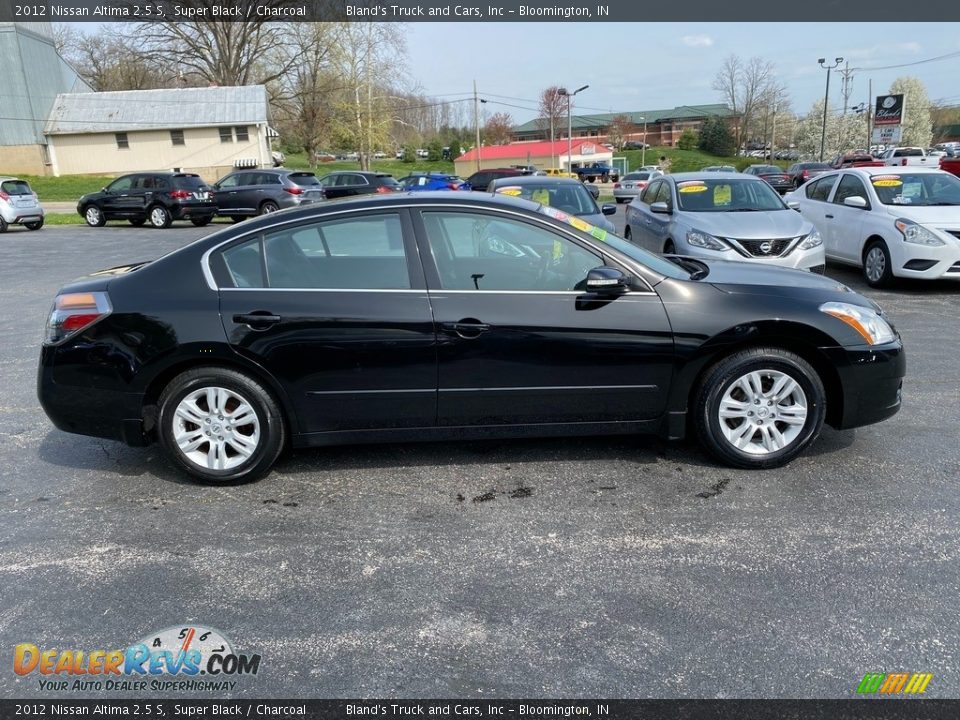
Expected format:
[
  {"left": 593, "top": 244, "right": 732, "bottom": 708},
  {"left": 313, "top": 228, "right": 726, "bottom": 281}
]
[{"left": 212, "top": 169, "right": 324, "bottom": 221}]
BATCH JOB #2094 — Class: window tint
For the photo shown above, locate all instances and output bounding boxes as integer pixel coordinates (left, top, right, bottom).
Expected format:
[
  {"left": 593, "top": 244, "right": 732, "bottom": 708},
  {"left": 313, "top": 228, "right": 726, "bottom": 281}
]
[
  {"left": 806, "top": 175, "right": 837, "bottom": 201},
  {"left": 833, "top": 174, "right": 868, "bottom": 205},
  {"left": 262, "top": 213, "right": 409, "bottom": 289},
  {"left": 421, "top": 211, "right": 601, "bottom": 292},
  {"left": 288, "top": 172, "right": 320, "bottom": 187},
  {"left": 640, "top": 180, "right": 661, "bottom": 204},
  {"left": 171, "top": 175, "right": 206, "bottom": 190},
  {"left": 223, "top": 238, "right": 264, "bottom": 288},
  {"left": 107, "top": 176, "right": 134, "bottom": 192}
]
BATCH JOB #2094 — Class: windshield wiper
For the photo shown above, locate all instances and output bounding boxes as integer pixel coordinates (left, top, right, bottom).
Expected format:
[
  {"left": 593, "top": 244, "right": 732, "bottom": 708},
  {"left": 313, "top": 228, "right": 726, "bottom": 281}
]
[{"left": 668, "top": 255, "right": 709, "bottom": 280}]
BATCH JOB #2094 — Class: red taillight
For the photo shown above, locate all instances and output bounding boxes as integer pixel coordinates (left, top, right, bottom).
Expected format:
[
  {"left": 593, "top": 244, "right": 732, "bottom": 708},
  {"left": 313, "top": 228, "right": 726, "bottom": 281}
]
[
  {"left": 613, "top": 182, "right": 621, "bottom": 189},
  {"left": 447, "top": 183, "right": 460, "bottom": 190},
  {"left": 168, "top": 190, "right": 191, "bottom": 199},
  {"left": 0, "top": 191, "right": 9, "bottom": 201},
  {"left": 284, "top": 186, "right": 304, "bottom": 195},
  {"left": 802, "top": 170, "right": 809, "bottom": 177},
  {"left": 638, "top": 182, "right": 648, "bottom": 189},
  {"left": 45, "top": 292, "right": 112, "bottom": 344},
  {"left": 376, "top": 186, "right": 393, "bottom": 193}
]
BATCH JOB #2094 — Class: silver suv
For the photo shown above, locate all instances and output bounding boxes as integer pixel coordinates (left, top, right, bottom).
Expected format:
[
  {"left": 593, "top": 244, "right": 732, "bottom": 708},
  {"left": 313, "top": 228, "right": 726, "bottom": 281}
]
[{"left": 0, "top": 177, "right": 44, "bottom": 232}]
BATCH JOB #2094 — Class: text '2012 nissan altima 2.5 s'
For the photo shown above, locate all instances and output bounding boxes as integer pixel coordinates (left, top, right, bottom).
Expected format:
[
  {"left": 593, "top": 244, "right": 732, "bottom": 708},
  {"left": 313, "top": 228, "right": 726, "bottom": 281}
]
[{"left": 38, "top": 193, "right": 906, "bottom": 484}]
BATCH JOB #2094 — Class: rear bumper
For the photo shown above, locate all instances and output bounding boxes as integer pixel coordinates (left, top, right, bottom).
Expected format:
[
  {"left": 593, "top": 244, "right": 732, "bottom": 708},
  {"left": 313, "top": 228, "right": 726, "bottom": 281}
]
[
  {"left": 170, "top": 204, "right": 217, "bottom": 220},
  {"left": 821, "top": 341, "right": 906, "bottom": 430},
  {"left": 1, "top": 206, "right": 44, "bottom": 223}
]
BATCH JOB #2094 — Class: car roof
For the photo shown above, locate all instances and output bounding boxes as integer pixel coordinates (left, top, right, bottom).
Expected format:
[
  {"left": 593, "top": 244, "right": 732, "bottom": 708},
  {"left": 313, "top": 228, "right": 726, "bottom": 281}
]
[
  {"left": 668, "top": 171, "right": 755, "bottom": 182},
  {"left": 488, "top": 176, "right": 583, "bottom": 186}
]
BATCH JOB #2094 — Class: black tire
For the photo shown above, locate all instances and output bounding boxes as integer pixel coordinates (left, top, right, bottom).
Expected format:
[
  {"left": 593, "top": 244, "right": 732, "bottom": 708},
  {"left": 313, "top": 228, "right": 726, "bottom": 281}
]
[
  {"left": 663, "top": 240, "right": 676, "bottom": 254},
  {"left": 24, "top": 218, "right": 44, "bottom": 230},
  {"left": 601, "top": 174, "right": 609, "bottom": 183},
  {"left": 148, "top": 205, "right": 172, "bottom": 229},
  {"left": 862, "top": 239, "right": 894, "bottom": 288},
  {"left": 259, "top": 201, "right": 279, "bottom": 215},
  {"left": 0, "top": 217, "right": 7, "bottom": 233},
  {"left": 191, "top": 216, "right": 212, "bottom": 227},
  {"left": 694, "top": 347, "right": 826, "bottom": 469},
  {"left": 129, "top": 218, "right": 146, "bottom": 227},
  {"left": 230, "top": 216, "right": 245, "bottom": 224},
  {"left": 615, "top": 197, "right": 625, "bottom": 204},
  {"left": 157, "top": 367, "right": 286, "bottom": 484},
  {"left": 587, "top": 176, "right": 596, "bottom": 183},
  {"left": 83, "top": 204, "right": 106, "bottom": 227}
]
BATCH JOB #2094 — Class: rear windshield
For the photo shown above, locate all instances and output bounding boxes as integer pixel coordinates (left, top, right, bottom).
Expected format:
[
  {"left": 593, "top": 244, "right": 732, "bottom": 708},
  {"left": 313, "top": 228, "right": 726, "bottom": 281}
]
[
  {"left": 1, "top": 180, "right": 32, "bottom": 195},
  {"left": 623, "top": 172, "right": 650, "bottom": 181},
  {"left": 288, "top": 172, "right": 320, "bottom": 187},
  {"left": 171, "top": 175, "right": 207, "bottom": 190},
  {"left": 802, "top": 163, "right": 832, "bottom": 170},
  {"left": 377, "top": 176, "right": 401, "bottom": 188},
  {"left": 752, "top": 166, "right": 781, "bottom": 173},
  {"left": 896, "top": 148, "right": 924, "bottom": 157}
]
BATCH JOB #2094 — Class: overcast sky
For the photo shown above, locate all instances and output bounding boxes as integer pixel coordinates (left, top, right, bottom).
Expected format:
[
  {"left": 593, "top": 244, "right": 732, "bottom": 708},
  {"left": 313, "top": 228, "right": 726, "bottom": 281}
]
[{"left": 402, "top": 22, "right": 960, "bottom": 121}]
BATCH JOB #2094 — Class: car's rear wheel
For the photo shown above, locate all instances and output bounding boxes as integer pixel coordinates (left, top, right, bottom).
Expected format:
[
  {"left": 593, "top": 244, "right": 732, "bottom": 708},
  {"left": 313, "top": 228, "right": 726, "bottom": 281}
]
[
  {"left": 24, "top": 219, "right": 43, "bottom": 230},
  {"left": 259, "top": 201, "right": 279, "bottom": 215},
  {"left": 84, "top": 205, "right": 106, "bottom": 227},
  {"left": 230, "top": 216, "right": 245, "bottom": 223},
  {"left": 129, "top": 218, "right": 146, "bottom": 227},
  {"left": 694, "top": 347, "right": 826, "bottom": 469},
  {"left": 191, "top": 216, "right": 212, "bottom": 227},
  {"left": 0, "top": 217, "right": 8, "bottom": 233},
  {"left": 863, "top": 240, "right": 893, "bottom": 288},
  {"left": 157, "top": 367, "right": 286, "bottom": 484},
  {"left": 149, "top": 205, "right": 172, "bottom": 229}
]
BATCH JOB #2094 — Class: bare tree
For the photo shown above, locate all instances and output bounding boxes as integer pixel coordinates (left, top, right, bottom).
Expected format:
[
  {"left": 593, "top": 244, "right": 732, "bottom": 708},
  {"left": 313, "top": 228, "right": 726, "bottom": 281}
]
[
  {"left": 484, "top": 112, "right": 514, "bottom": 145},
  {"left": 56, "top": 25, "right": 173, "bottom": 91},
  {"left": 606, "top": 114, "right": 635, "bottom": 150},
  {"left": 537, "top": 86, "right": 568, "bottom": 141},
  {"left": 712, "top": 55, "right": 779, "bottom": 151},
  {"left": 134, "top": 9, "right": 295, "bottom": 87}
]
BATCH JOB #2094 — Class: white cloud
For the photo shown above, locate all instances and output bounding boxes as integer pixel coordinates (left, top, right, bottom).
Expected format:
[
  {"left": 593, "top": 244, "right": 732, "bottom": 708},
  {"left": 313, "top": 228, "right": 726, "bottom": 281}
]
[
  {"left": 682, "top": 34, "right": 714, "bottom": 48},
  {"left": 897, "top": 42, "right": 922, "bottom": 53}
]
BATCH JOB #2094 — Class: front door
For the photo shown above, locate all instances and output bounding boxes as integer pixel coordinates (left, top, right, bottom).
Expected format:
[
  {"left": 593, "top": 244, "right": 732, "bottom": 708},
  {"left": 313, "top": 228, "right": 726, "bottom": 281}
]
[
  {"left": 826, "top": 173, "right": 869, "bottom": 263},
  {"left": 414, "top": 208, "right": 674, "bottom": 427},
  {"left": 215, "top": 209, "right": 437, "bottom": 435}
]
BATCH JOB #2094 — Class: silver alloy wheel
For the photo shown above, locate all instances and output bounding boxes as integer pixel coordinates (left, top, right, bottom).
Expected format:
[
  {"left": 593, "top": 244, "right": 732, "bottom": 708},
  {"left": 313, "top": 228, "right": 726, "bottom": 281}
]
[
  {"left": 718, "top": 369, "right": 808, "bottom": 456},
  {"left": 261, "top": 202, "right": 278, "bottom": 214},
  {"left": 172, "top": 386, "right": 261, "bottom": 471},
  {"left": 865, "top": 246, "right": 886, "bottom": 283},
  {"left": 85, "top": 207, "right": 102, "bottom": 225},
  {"left": 150, "top": 207, "right": 169, "bottom": 227}
]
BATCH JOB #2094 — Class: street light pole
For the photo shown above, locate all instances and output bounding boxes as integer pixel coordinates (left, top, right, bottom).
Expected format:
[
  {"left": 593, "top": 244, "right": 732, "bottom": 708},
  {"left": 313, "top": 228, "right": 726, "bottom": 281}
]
[
  {"left": 818, "top": 57, "right": 843, "bottom": 162},
  {"left": 558, "top": 85, "right": 589, "bottom": 172}
]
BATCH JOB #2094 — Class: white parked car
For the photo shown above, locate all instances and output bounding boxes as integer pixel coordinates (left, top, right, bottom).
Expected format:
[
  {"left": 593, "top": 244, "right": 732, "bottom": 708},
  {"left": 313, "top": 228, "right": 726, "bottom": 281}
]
[
  {"left": 785, "top": 167, "right": 960, "bottom": 286},
  {"left": 0, "top": 176, "right": 45, "bottom": 232}
]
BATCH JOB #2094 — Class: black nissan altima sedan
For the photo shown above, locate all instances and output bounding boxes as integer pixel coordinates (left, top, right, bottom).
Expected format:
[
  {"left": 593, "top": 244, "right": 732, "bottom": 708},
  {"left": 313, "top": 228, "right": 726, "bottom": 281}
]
[{"left": 38, "top": 192, "right": 905, "bottom": 484}]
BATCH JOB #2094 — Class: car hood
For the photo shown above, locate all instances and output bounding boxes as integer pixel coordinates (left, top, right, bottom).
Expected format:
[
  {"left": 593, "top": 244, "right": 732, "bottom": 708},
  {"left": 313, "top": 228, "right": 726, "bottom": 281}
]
[
  {"left": 694, "top": 258, "right": 875, "bottom": 307},
  {"left": 881, "top": 204, "right": 960, "bottom": 225},
  {"left": 686, "top": 209, "right": 812, "bottom": 239}
]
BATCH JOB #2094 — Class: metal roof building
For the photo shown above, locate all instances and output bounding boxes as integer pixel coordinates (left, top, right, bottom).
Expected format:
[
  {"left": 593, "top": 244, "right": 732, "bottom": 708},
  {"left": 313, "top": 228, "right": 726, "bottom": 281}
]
[{"left": 0, "top": 22, "right": 91, "bottom": 174}]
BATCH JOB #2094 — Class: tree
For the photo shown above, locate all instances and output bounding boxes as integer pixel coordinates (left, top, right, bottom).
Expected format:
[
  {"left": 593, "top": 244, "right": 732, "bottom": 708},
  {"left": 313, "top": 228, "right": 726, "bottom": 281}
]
[
  {"left": 606, "top": 114, "right": 635, "bottom": 151},
  {"left": 712, "top": 55, "right": 780, "bottom": 151},
  {"left": 698, "top": 116, "right": 734, "bottom": 156},
  {"left": 537, "top": 86, "right": 568, "bottom": 141},
  {"left": 54, "top": 24, "right": 173, "bottom": 91},
  {"left": 677, "top": 129, "right": 698, "bottom": 151},
  {"left": 484, "top": 112, "right": 514, "bottom": 145},
  {"left": 890, "top": 76, "right": 933, "bottom": 148}
]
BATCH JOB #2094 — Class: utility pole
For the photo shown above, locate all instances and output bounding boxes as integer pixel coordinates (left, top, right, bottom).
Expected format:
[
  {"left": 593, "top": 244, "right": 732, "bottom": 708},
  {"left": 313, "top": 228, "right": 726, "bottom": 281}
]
[
  {"left": 818, "top": 57, "right": 843, "bottom": 162},
  {"left": 473, "top": 79, "right": 481, "bottom": 173},
  {"left": 867, "top": 78, "right": 874, "bottom": 151}
]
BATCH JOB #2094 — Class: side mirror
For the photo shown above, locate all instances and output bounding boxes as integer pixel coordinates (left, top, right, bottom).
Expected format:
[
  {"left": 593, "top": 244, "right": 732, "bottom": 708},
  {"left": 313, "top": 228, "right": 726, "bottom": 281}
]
[
  {"left": 601, "top": 204, "right": 616, "bottom": 216},
  {"left": 650, "top": 201, "right": 672, "bottom": 215},
  {"left": 786, "top": 200, "right": 800, "bottom": 211},
  {"left": 843, "top": 196, "right": 868, "bottom": 209},
  {"left": 101, "top": 187, "right": 108, "bottom": 193},
  {"left": 586, "top": 266, "right": 629, "bottom": 295}
]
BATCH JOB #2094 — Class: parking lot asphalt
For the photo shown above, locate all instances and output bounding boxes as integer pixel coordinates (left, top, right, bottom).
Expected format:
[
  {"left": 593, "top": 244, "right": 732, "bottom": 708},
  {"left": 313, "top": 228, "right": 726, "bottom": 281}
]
[{"left": 1, "top": 213, "right": 959, "bottom": 700}]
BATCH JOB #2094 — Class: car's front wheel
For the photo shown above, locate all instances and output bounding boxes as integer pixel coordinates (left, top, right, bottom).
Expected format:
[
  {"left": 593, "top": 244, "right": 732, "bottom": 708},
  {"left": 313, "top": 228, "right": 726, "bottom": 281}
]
[
  {"left": 84, "top": 205, "right": 106, "bottom": 227},
  {"left": 863, "top": 240, "right": 894, "bottom": 288},
  {"left": 157, "top": 367, "right": 286, "bottom": 484},
  {"left": 694, "top": 347, "right": 826, "bottom": 469}
]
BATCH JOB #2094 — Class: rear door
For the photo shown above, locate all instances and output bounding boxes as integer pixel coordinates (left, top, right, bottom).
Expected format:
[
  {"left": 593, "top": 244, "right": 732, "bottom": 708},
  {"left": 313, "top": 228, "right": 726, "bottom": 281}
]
[
  {"left": 625, "top": 180, "right": 662, "bottom": 250},
  {"left": 413, "top": 207, "right": 674, "bottom": 427},
  {"left": 215, "top": 208, "right": 437, "bottom": 435}
]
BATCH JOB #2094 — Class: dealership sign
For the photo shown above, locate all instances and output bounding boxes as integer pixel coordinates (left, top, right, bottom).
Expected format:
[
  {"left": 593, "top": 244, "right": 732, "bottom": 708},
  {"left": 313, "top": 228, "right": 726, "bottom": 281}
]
[
  {"left": 874, "top": 94, "right": 905, "bottom": 126},
  {"left": 872, "top": 126, "right": 903, "bottom": 144}
]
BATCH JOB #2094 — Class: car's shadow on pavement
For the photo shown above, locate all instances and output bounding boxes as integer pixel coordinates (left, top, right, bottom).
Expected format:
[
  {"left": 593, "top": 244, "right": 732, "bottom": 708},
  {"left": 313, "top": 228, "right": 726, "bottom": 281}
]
[{"left": 36, "top": 424, "right": 860, "bottom": 486}]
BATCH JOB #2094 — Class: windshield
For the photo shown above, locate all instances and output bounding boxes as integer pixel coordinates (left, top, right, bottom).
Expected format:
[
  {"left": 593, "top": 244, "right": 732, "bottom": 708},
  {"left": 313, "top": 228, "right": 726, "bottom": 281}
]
[
  {"left": 675, "top": 178, "right": 786, "bottom": 212},
  {"left": 495, "top": 182, "right": 598, "bottom": 216},
  {"left": 870, "top": 173, "right": 960, "bottom": 206},
  {"left": 536, "top": 205, "right": 690, "bottom": 280}
]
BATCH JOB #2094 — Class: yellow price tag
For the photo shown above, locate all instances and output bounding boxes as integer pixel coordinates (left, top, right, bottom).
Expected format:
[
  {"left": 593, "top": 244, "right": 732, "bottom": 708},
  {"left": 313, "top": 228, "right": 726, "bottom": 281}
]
[
  {"left": 714, "top": 184, "right": 732, "bottom": 205},
  {"left": 531, "top": 188, "right": 550, "bottom": 205}
]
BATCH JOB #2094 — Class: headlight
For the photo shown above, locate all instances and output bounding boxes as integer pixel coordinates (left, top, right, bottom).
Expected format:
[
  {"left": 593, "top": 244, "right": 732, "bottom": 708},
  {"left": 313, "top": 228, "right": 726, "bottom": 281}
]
[
  {"left": 799, "top": 229, "right": 823, "bottom": 249},
  {"left": 686, "top": 230, "right": 729, "bottom": 251},
  {"left": 820, "top": 301, "right": 896, "bottom": 345},
  {"left": 895, "top": 218, "right": 945, "bottom": 246}
]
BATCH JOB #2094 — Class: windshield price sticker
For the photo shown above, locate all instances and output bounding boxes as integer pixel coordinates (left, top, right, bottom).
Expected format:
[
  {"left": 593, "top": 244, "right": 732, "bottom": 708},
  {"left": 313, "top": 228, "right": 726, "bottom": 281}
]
[{"left": 872, "top": 175, "right": 903, "bottom": 187}]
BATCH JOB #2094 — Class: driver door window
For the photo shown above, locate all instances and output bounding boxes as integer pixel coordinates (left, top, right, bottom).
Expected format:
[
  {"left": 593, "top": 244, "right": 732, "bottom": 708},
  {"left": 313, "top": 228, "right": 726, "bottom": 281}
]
[
  {"left": 421, "top": 211, "right": 601, "bottom": 292},
  {"left": 833, "top": 174, "right": 868, "bottom": 206}
]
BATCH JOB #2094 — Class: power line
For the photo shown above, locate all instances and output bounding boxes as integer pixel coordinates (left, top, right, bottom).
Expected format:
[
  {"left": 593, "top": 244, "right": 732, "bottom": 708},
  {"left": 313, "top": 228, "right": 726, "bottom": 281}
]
[{"left": 850, "top": 49, "right": 960, "bottom": 72}]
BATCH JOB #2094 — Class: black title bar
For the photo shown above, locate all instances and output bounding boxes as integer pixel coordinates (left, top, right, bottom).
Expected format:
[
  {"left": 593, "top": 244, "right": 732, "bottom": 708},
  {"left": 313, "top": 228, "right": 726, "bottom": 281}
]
[{"left": 4, "top": 0, "right": 960, "bottom": 22}]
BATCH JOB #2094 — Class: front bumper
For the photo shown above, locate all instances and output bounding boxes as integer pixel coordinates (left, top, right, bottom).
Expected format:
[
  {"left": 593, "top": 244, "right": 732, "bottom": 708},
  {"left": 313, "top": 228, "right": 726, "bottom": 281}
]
[
  {"left": 891, "top": 238, "right": 960, "bottom": 280},
  {"left": 683, "top": 243, "right": 826, "bottom": 271},
  {"left": 821, "top": 341, "right": 905, "bottom": 430}
]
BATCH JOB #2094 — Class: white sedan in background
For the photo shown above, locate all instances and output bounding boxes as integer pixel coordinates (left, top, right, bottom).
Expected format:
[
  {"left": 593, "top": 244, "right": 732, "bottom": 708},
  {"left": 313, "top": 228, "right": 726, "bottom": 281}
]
[{"left": 785, "top": 167, "right": 960, "bottom": 287}]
